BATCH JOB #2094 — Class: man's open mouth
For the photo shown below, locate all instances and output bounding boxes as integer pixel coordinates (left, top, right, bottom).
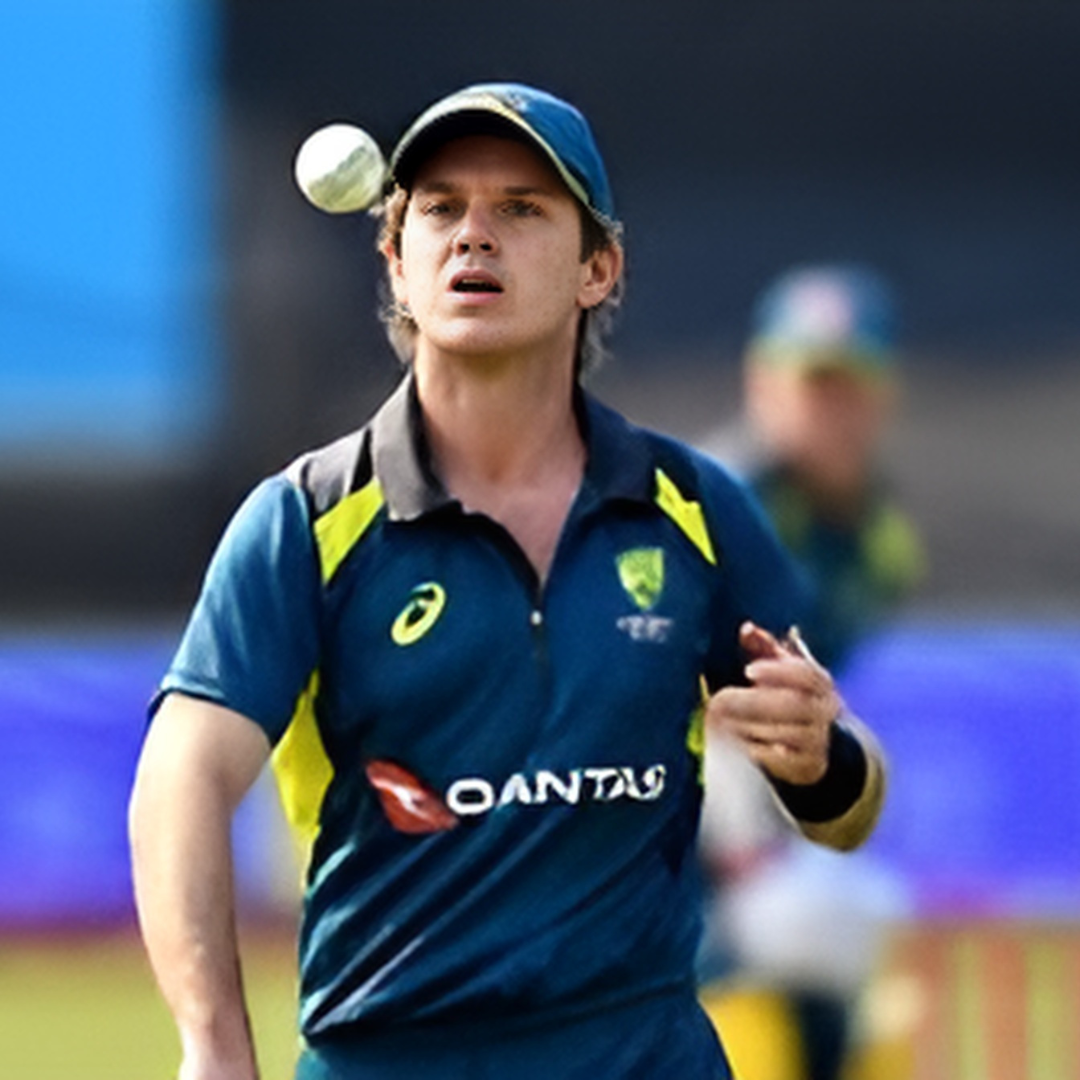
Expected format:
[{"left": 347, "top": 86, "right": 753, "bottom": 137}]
[{"left": 451, "top": 272, "right": 503, "bottom": 293}]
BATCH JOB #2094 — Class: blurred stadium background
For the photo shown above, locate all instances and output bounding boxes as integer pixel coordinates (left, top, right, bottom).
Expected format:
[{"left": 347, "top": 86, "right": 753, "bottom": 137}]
[{"left": 2, "top": 3, "right": 1078, "bottom": 1077}]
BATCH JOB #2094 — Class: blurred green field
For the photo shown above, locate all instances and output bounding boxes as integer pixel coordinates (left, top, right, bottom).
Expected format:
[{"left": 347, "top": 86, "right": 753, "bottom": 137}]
[
  {"left": 0, "top": 928, "right": 300, "bottom": 1080},
  {"left": 6, "top": 921, "right": 1078, "bottom": 1079}
]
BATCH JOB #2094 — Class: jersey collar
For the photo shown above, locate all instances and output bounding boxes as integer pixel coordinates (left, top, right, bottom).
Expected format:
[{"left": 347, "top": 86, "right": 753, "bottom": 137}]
[{"left": 370, "top": 372, "right": 655, "bottom": 522}]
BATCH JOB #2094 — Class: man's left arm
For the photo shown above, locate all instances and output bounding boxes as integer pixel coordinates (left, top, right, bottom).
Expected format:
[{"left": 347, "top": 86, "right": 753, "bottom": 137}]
[{"left": 705, "top": 621, "right": 885, "bottom": 852}]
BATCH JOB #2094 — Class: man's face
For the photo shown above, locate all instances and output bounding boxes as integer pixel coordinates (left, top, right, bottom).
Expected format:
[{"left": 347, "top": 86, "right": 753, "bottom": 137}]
[
  {"left": 747, "top": 362, "right": 896, "bottom": 494},
  {"left": 386, "top": 135, "right": 616, "bottom": 368}
]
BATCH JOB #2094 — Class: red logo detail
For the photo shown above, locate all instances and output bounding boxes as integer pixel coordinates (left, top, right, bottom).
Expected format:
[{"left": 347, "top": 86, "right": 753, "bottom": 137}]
[{"left": 365, "top": 760, "right": 460, "bottom": 833}]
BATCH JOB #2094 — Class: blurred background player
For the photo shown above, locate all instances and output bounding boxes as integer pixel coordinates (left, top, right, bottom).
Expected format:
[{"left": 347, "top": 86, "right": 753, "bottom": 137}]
[
  {"left": 701, "top": 264, "right": 925, "bottom": 669},
  {"left": 697, "top": 265, "right": 924, "bottom": 1080}
]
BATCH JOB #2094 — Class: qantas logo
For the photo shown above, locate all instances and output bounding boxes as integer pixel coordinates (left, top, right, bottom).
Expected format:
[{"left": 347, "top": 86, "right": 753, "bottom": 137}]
[
  {"left": 447, "top": 764, "right": 667, "bottom": 816},
  {"left": 365, "top": 760, "right": 668, "bottom": 833},
  {"left": 365, "top": 760, "right": 459, "bottom": 833}
]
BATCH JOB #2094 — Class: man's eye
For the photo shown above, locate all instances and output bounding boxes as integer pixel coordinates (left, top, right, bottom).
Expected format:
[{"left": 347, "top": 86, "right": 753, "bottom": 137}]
[
  {"left": 421, "top": 201, "right": 456, "bottom": 216},
  {"left": 503, "top": 200, "right": 542, "bottom": 217}
]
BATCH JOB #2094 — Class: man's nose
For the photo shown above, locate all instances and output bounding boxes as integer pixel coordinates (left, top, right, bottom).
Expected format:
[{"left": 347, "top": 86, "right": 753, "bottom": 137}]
[{"left": 454, "top": 205, "right": 497, "bottom": 254}]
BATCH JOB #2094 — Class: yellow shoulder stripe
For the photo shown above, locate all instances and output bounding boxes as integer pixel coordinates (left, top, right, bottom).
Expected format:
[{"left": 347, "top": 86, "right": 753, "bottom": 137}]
[
  {"left": 313, "top": 477, "right": 384, "bottom": 584},
  {"left": 655, "top": 468, "right": 717, "bottom": 566},
  {"left": 270, "top": 671, "right": 332, "bottom": 871}
]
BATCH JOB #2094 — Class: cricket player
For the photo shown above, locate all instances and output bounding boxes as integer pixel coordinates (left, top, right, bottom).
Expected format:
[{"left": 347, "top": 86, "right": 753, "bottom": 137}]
[
  {"left": 701, "top": 265, "right": 925, "bottom": 669},
  {"left": 129, "top": 83, "right": 886, "bottom": 1080}
]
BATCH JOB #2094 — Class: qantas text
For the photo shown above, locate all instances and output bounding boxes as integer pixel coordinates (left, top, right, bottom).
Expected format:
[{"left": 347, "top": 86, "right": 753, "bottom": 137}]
[{"left": 445, "top": 764, "right": 667, "bottom": 817}]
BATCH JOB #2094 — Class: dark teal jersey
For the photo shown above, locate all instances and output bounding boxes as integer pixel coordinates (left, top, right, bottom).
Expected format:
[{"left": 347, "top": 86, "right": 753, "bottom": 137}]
[{"left": 158, "top": 376, "right": 809, "bottom": 1069}]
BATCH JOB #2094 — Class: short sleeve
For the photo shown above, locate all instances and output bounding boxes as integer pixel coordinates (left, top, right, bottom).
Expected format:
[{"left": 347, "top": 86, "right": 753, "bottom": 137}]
[
  {"left": 726, "top": 475, "right": 814, "bottom": 630},
  {"left": 699, "top": 461, "right": 816, "bottom": 680},
  {"left": 155, "top": 475, "right": 323, "bottom": 743}
]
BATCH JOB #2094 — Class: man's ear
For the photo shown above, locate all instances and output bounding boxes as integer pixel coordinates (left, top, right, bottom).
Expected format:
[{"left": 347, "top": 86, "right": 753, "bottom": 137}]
[
  {"left": 578, "top": 241, "right": 624, "bottom": 310},
  {"left": 381, "top": 237, "right": 408, "bottom": 307},
  {"left": 382, "top": 230, "right": 406, "bottom": 300}
]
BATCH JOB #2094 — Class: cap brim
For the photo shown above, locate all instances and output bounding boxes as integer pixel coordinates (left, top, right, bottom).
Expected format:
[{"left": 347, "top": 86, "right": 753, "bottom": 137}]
[
  {"left": 752, "top": 343, "right": 895, "bottom": 377},
  {"left": 391, "top": 104, "right": 594, "bottom": 214}
]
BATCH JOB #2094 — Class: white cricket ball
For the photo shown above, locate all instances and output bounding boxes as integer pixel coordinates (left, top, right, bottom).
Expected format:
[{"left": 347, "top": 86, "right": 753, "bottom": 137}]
[{"left": 294, "top": 123, "right": 387, "bottom": 213}]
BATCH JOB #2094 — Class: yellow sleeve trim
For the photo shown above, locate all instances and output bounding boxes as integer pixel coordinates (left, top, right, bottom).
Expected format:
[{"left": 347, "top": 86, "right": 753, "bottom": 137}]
[
  {"left": 271, "top": 671, "right": 333, "bottom": 870},
  {"left": 655, "top": 468, "right": 717, "bottom": 566},
  {"left": 685, "top": 674, "right": 711, "bottom": 785},
  {"left": 313, "top": 477, "right": 384, "bottom": 584}
]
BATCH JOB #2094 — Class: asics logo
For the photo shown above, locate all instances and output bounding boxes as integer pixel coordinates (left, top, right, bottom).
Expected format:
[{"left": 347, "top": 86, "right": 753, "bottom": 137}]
[{"left": 391, "top": 582, "right": 447, "bottom": 645}]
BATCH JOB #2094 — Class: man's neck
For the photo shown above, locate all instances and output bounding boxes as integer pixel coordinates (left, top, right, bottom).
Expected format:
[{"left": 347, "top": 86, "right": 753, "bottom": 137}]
[
  {"left": 412, "top": 348, "right": 586, "bottom": 579},
  {"left": 414, "top": 349, "right": 580, "bottom": 483}
]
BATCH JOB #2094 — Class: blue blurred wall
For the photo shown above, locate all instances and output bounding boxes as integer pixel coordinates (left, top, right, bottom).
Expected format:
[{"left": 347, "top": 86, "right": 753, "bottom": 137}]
[
  {"left": 2, "top": 622, "right": 1078, "bottom": 927},
  {"left": 0, "top": 2, "right": 221, "bottom": 465},
  {"left": 0, "top": 630, "right": 284, "bottom": 927}
]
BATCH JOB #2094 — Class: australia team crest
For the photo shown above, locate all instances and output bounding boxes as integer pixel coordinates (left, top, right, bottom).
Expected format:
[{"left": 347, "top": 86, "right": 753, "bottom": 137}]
[
  {"left": 615, "top": 548, "right": 673, "bottom": 643},
  {"left": 617, "top": 547, "right": 665, "bottom": 611}
]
